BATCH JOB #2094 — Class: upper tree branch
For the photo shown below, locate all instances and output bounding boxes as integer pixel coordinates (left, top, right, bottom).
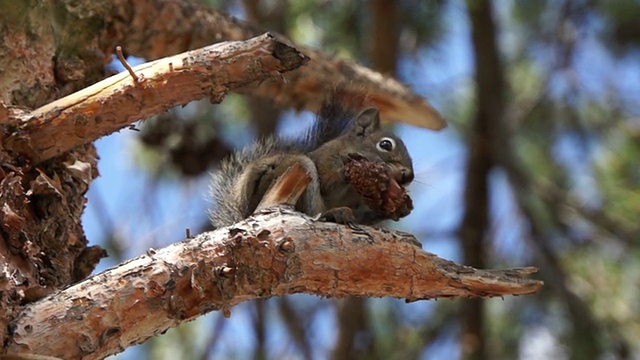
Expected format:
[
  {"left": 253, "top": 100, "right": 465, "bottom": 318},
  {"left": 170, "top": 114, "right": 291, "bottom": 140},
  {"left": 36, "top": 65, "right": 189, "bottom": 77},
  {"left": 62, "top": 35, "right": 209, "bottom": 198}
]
[
  {"left": 1, "top": 33, "right": 308, "bottom": 164},
  {"left": 7, "top": 210, "right": 542, "bottom": 359},
  {"left": 102, "top": 0, "right": 446, "bottom": 130}
]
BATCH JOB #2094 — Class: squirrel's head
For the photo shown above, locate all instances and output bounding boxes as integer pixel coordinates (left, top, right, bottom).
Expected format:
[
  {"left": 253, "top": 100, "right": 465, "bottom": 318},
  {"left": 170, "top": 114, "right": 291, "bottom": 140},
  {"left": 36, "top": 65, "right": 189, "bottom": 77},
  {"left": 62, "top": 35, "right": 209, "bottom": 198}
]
[{"left": 347, "top": 108, "right": 414, "bottom": 186}]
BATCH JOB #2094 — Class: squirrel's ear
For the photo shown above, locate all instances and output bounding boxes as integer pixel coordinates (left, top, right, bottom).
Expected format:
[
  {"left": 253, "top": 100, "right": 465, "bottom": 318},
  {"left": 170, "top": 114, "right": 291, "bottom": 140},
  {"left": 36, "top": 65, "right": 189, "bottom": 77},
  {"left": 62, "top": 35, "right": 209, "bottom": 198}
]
[{"left": 353, "top": 108, "right": 381, "bottom": 137}]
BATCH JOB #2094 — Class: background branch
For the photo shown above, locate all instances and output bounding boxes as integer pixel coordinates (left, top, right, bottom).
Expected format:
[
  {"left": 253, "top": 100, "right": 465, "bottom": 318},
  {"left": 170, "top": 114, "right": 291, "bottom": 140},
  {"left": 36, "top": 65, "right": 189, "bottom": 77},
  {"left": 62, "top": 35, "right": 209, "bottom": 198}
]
[
  {"left": 459, "top": 1, "right": 506, "bottom": 359},
  {"left": 100, "top": 0, "right": 446, "bottom": 130}
]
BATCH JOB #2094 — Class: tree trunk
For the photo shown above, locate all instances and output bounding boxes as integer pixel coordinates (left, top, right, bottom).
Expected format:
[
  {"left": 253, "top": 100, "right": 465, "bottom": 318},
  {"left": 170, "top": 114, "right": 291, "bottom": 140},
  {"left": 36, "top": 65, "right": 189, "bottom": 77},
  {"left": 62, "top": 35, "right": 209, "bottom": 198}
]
[{"left": 460, "top": 0, "right": 506, "bottom": 359}]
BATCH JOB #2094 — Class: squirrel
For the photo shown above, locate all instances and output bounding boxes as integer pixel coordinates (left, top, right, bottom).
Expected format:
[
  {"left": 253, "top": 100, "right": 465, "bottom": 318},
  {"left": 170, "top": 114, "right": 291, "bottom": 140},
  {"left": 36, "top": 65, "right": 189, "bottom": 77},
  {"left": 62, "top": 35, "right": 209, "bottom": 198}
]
[{"left": 209, "top": 99, "right": 414, "bottom": 228}]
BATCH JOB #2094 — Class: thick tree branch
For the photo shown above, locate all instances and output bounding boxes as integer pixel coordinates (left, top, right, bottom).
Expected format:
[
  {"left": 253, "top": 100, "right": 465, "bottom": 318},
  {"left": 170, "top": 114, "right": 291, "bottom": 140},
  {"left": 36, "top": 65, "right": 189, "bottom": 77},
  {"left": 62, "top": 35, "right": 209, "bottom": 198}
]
[
  {"left": 6, "top": 210, "right": 542, "bottom": 359},
  {"left": 2, "top": 33, "right": 308, "bottom": 164},
  {"left": 101, "top": 0, "right": 446, "bottom": 130}
]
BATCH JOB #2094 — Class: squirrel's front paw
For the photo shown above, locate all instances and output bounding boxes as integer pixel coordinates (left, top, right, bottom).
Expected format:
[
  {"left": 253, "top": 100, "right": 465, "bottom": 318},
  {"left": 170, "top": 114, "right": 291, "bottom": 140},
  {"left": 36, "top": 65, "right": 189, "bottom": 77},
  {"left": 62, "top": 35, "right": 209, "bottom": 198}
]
[{"left": 317, "top": 207, "right": 356, "bottom": 224}]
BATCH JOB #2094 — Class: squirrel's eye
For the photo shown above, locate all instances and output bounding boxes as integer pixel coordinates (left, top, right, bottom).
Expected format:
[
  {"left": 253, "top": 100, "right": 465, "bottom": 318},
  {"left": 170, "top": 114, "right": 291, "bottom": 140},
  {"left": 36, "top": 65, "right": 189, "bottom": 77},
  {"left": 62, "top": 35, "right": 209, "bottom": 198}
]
[{"left": 377, "top": 137, "right": 396, "bottom": 152}]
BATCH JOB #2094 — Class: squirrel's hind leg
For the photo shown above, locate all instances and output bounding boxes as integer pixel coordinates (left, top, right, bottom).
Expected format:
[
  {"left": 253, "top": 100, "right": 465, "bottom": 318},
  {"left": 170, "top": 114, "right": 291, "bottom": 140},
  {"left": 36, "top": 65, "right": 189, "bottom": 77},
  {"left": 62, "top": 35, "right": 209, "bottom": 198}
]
[{"left": 237, "top": 154, "right": 325, "bottom": 218}]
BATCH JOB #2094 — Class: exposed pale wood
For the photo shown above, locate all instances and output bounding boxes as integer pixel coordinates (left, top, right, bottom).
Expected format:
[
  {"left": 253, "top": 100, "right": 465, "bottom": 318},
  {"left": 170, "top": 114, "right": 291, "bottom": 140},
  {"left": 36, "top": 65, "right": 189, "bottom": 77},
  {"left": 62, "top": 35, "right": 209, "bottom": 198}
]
[
  {"left": 2, "top": 33, "right": 308, "bottom": 164},
  {"left": 6, "top": 210, "right": 542, "bottom": 359}
]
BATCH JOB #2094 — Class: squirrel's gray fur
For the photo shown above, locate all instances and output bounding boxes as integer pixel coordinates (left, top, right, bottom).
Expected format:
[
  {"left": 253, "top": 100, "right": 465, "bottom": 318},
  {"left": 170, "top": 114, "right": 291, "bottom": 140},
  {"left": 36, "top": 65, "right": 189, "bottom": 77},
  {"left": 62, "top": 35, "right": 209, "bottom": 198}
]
[
  {"left": 209, "top": 100, "right": 414, "bottom": 229},
  {"left": 209, "top": 102, "right": 353, "bottom": 228}
]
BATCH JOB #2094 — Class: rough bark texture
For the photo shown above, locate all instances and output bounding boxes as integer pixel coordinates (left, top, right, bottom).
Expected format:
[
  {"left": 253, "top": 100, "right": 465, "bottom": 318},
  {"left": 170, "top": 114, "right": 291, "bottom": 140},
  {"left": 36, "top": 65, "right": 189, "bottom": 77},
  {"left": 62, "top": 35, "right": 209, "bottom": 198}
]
[
  {"left": 3, "top": 33, "right": 309, "bottom": 164},
  {"left": 0, "top": 1, "right": 109, "bottom": 346},
  {"left": 6, "top": 209, "right": 542, "bottom": 359}
]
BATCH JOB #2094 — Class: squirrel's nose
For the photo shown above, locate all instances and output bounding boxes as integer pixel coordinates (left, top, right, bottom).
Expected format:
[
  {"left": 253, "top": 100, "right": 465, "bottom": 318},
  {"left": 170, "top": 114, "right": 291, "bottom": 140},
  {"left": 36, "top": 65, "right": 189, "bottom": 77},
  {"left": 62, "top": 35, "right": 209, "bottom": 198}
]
[{"left": 398, "top": 167, "right": 414, "bottom": 185}]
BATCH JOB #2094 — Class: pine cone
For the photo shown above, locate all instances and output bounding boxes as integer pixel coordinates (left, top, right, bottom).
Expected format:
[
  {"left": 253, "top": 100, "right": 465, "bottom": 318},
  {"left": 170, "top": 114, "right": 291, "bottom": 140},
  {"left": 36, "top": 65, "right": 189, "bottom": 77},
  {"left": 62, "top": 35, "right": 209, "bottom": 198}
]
[{"left": 343, "top": 154, "right": 413, "bottom": 221}]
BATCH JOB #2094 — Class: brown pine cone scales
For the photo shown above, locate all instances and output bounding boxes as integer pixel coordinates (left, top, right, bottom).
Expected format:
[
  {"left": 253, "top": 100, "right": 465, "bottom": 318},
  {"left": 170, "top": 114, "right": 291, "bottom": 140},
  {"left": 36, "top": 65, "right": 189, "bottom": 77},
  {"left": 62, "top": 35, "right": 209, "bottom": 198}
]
[{"left": 343, "top": 154, "right": 414, "bottom": 221}]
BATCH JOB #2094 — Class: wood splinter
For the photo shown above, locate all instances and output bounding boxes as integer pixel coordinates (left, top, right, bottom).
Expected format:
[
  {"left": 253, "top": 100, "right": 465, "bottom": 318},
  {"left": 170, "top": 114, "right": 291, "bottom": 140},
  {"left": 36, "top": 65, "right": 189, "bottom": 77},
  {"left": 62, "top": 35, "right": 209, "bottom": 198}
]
[{"left": 115, "top": 45, "right": 142, "bottom": 83}]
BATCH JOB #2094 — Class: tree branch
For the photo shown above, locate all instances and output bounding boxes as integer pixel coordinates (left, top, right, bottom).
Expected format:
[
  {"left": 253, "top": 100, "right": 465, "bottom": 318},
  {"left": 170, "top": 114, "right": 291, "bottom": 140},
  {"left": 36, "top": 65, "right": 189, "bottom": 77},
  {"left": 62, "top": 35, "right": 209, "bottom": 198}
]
[
  {"left": 2, "top": 33, "right": 308, "bottom": 164},
  {"left": 6, "top": 210, "right": 542, "bottom": 359},
  {"left": 102, "top": 0, "right": 446, "bottom": 130}
]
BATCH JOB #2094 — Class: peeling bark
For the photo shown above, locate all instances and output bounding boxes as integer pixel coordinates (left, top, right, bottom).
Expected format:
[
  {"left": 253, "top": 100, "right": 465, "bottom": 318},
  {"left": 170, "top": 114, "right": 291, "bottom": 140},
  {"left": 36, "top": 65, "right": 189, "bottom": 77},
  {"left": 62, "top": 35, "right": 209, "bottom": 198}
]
[
  {"left": 6, "top": 210, "right": 542, "bottom": 359},
  {"left": 0, "top": 1, "right": 111, "bottom": 346}
]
